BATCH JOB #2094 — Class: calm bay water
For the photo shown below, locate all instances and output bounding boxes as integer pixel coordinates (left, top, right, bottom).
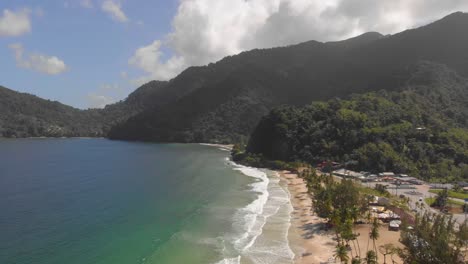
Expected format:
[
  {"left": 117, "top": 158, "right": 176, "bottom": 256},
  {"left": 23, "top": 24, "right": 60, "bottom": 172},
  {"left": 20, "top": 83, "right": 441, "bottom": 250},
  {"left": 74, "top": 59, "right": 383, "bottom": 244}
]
[{"left": 0, "top": 139, "right": 294, "bottom": 264}]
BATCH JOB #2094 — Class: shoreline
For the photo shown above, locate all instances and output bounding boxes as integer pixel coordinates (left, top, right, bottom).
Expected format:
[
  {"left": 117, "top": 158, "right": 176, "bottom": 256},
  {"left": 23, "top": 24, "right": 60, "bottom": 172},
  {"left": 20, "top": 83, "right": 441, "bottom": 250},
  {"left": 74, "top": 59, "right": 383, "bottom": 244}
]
[
  {"left": 199, "top": 143, "right": 233, "bottom": 151},
  {"left": 279, "top": 171, "right": 336, "bottom": 264},
  {"left": 221, "top": 160, "right": 297, "bottom": 263}
]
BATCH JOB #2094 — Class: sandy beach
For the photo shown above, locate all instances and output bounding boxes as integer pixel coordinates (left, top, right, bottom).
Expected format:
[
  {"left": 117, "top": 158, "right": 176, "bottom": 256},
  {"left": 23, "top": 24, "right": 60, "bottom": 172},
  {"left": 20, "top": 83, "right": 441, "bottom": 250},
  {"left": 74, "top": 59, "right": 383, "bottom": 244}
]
[
  {"left": 280, "top": 171, "right": 405, "bottom": 264},
  {"left": 353, "top": 224, "right": 404, "bottom": 264},
  {"left": 280, "top": 171, "right": 337, "bottom": 264}
]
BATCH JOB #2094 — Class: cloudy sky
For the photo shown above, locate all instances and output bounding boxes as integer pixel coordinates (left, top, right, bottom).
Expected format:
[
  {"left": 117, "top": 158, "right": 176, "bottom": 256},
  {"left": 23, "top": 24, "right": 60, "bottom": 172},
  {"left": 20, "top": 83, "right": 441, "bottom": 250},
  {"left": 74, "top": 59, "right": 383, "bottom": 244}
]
[{"left": 1, "top": 0, "right": 467, "bottom": 108}]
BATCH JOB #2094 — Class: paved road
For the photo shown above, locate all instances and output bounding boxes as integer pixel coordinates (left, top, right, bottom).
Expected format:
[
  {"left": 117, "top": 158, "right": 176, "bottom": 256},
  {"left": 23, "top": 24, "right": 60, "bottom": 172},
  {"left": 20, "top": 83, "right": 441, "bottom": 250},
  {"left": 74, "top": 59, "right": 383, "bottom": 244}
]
[
  {"left": 361, "top": 181, "right": 467, "bottom": 225},
  {"left": 400, "top": 183, "right": 467, "bottom": 224}
]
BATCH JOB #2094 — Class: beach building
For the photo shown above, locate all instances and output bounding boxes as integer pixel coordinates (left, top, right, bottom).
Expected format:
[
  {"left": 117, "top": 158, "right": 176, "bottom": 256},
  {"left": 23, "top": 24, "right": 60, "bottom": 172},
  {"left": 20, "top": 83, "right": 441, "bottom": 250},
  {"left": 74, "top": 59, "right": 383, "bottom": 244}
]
[
  {"left": 371, "top": 206, "right": 386, "bottom": 213},
  {"left": 429, "top": 183, "right": 454, "bottom": 190},
  {"left": 332, "top": 169, "right": 365, "bottom": 179},
  {"left": 317, "top": 161, "right": 341, "bottom": 170},
  {"left": 378, "top": 197, "right": 390, "bottom": 206},
  {"left": 369, "top": 195, "right": 390, "bottom": 206},
  {"left": 369, "top": 196, "right": 379, "bottom": 205},
  {"left": 362, "top": 174, "right": 378, "bottom": 182},
  {"left": 378, "top": 172, "right": 395, "bottom": 177},
  {"left": 381, "top": 176, "right": 395, "bottom": 182},
  {"left": 392, "top": 176, "right": 422, "bottom": 185},
  {"left": 389, "top": 220, "right": 401, "bottom": 231}
]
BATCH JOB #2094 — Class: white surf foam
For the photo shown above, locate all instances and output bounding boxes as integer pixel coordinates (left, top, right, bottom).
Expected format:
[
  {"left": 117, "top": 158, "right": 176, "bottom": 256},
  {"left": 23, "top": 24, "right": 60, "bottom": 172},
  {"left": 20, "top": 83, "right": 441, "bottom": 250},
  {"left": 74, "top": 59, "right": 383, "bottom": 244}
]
[
  {"left": 214, "top": 256, "right": 241, "bottom": 264},
  {"left": 240, "top": 171, "right": 295, "bottom": 263},
  {"left": 215, "top": 162, "right": 295, "bottom": 264},
  {"left": 199, "top": 143, "right": 232, "bottom": 152},
  {"left": 231, "top": 165, "right": 270, "bottom": 252}
]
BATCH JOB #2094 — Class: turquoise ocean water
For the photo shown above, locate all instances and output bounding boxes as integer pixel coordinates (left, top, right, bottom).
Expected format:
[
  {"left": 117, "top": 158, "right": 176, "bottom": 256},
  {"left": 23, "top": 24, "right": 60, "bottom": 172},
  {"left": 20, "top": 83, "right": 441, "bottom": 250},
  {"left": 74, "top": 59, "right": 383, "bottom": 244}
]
[{"left": 0, "top": 139, "right": 295, "bottom": 264}]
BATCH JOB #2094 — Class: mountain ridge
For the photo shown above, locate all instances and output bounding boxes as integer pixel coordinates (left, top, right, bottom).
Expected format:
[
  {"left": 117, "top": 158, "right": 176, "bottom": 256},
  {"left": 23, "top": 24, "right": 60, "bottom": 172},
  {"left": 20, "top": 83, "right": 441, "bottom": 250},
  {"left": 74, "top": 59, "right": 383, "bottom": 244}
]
[
  {"left": 108, "top": 11, "right": 468, "bottom": 143},
  {"left": 1, "top": 12, "right": 467, "bottom": 142}
]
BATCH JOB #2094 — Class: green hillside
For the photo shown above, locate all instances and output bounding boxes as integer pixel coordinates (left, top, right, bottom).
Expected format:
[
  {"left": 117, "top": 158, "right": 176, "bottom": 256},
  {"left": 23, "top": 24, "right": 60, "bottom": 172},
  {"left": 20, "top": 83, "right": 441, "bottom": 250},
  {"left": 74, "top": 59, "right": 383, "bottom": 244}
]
[
  {"left": 243, "top": 62, "right": 468, "bottom": 181},
  {"left": 108, "top": 12, "right": 468, "bottom": 143},
  {"left": 0, "top": 81, "right": 169, "bottom": 138}
]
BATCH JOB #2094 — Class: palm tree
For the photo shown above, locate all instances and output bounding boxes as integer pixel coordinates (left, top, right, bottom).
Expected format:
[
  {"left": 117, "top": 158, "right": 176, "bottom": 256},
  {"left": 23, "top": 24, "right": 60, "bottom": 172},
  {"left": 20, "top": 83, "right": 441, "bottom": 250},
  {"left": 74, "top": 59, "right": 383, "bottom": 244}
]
[
  {"left": 349, "top": 206, "right": 362, "bottom": 259},
  {"left": 456, "top": 219, "right": 468, "bottom": 260},
  {"left": 365, "top": 250, "right": 377, "bottom": 264},
  {"left": 331, "top": 211, "right": 343, "bottom": 242},
  {"left": 379, "top": 244, "right": 396, "bottom": 264},
  {"left": 340, "top": 218, "right": 358, "bottom": 258},
  {"left": 334, "top": 243, "right": 350, "bottom": 264},
  {"left": 366, "top": 212, "right": 372, "bottom": 252},
  {"left": 369, "top": 218, "right": 380, "bottom": 261},
  {"left": 353, "top": 231, "right": 361, "bottom": 259}
]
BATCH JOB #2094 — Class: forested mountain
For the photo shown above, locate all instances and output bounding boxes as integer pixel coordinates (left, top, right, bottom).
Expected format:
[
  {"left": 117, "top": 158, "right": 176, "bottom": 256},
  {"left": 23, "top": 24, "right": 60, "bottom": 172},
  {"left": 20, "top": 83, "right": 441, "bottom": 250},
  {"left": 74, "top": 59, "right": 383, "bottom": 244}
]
[
  {"left": 1, "top": 12, "right": 468, "bottom": 143},
  {"left": 243, "top": 61, "right": 468, "bottom": 181},
  {"left": 0, "top": 81, "right": 168, "bottom": 137},
  {"left": 0, "top": 86, "right": 102, "bottom": 137},
  {"left": 108, "top": 12, "right": 468, "bottom": 143}
]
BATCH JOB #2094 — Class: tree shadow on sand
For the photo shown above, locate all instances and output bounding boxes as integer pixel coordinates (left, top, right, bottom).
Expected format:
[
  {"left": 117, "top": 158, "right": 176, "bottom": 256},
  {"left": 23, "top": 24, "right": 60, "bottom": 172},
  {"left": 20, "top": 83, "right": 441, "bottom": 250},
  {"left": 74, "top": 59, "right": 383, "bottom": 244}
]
[{"left": 300, "top": 222, "right": 329, "bottom": 239}]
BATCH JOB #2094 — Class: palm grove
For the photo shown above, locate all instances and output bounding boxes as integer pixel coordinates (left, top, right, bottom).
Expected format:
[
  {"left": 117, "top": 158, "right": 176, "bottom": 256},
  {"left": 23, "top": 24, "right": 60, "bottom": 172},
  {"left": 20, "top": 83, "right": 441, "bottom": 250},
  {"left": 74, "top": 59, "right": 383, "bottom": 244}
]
[{"left": 298, "top": 168, "right": 467, "bottom": 263}]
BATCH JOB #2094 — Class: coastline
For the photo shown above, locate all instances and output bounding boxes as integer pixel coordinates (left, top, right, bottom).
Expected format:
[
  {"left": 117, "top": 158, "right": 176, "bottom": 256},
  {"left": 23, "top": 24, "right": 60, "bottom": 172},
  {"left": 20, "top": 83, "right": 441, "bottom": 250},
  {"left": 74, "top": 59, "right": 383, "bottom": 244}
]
[
  {"left": 221, "top": 151, "right": 337, "bottom": 263},
  {"left": 279, "top": 171, "right": 336, "bottom": 264},
  {"left": 199, "top": 143, "right": 234, "bottom": 152},
  {"left": 194, "top": 144, "right": 404, "bottom": 263},
  {"left": 221, "top": 162, "right": 296, "bottom": 264}
]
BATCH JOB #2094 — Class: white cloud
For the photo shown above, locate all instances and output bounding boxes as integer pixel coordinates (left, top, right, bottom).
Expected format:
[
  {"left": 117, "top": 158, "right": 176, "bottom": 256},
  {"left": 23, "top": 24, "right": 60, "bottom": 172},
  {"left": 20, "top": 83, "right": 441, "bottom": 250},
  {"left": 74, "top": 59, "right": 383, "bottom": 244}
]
[
  {"left": 87, "top": 93, "right": 114, "bottom": 108},
  {"left": 9, "top": 43, "right": 68, "bottom": 75},
  {"left": 129, "top": 0, "right": 468, "bottom": 83},
  {"left": 80, "top": 0, "right": 93, "bottom": 9},
  {"left": 0, "top": 9, "right": 31, "bottom": 37},
  {"left": 129, "top": 40, "right": 185, "bottom": 82},
  {"left": 86, "top": 83, "right": 126, "bottom": 108},
  {"left": 102, "top": 0, "right": 128, "bottom": 22}
]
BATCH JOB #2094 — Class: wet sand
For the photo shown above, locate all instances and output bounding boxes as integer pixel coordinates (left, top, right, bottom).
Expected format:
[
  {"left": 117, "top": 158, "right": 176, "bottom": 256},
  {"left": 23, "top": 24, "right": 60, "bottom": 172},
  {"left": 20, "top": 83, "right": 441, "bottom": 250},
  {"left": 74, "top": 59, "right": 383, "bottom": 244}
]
[{"left": 280, "top": 171, "right": 336, "bottom": 264}]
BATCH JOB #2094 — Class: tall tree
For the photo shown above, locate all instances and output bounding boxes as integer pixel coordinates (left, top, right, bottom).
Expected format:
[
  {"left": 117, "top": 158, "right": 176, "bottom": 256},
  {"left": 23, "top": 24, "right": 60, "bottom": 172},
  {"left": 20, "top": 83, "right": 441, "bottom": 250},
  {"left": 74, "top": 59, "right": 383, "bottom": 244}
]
[
  {"left": 335, "top": 243, "right": 350, "bottom": 264},
  {"left": 365, "top": 250, "right": 378, "bottom": 264},
  {"left": 399, "top": 212, "right": 466, "bottom": 263},
  {"left": 379, "top": 244, "right": 397, "bottom": 264},
  {"left": 370, "top": 218, "right": 380, "bottom": 261}
]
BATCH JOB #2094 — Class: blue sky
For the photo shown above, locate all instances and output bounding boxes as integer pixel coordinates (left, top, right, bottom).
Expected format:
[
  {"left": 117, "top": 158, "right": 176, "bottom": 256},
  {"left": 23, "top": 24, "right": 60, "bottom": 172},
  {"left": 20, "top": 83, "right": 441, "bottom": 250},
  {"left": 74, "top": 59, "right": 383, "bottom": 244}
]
[
  {"left": 0, "top": 0, "right": 178, "bottom": 108},
  {"left": 1, "top": 0, "right": 467, "bottom": 109}
]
